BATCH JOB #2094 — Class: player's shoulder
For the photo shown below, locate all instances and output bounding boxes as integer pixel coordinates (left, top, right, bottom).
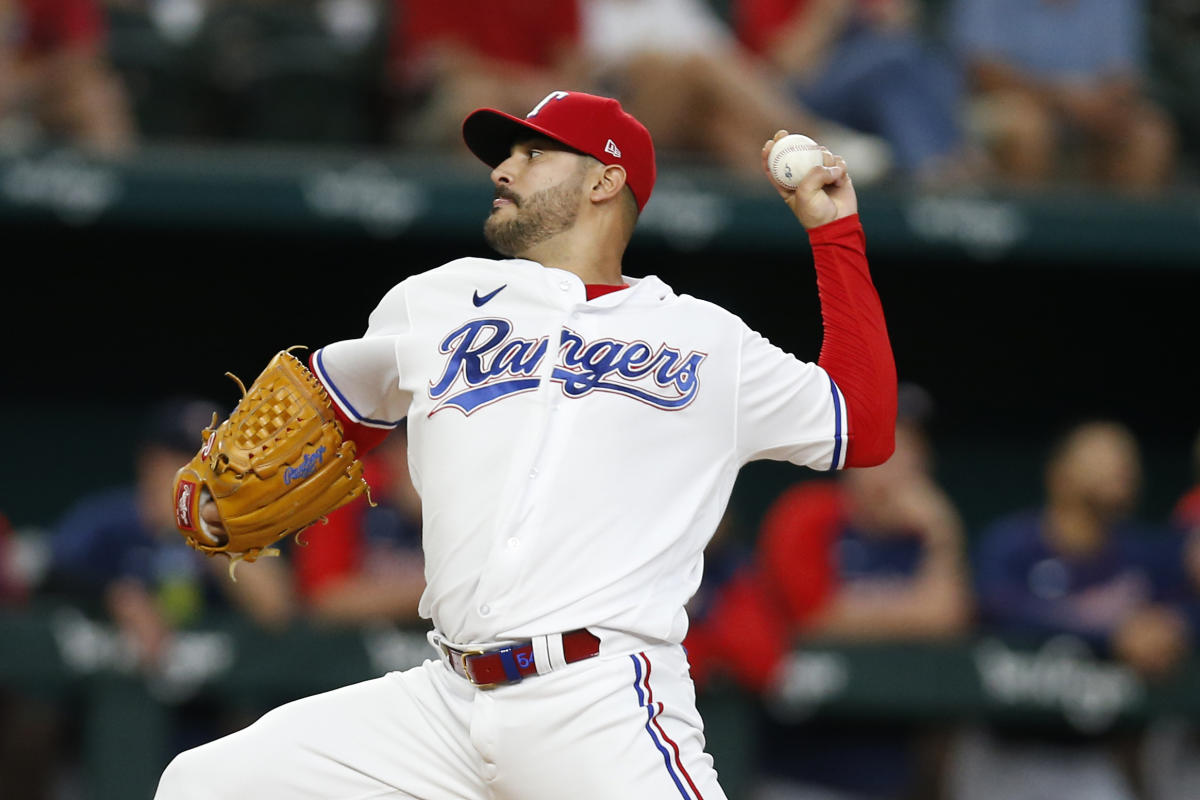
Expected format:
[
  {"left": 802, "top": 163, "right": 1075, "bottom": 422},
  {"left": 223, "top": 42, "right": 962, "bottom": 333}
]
[
  {"left": 367, "top": 257, "right": 510, "bottom": 317},
  {"left": 389, "top": 257, "right": 508, "bottom": 289},
  {"left": 683, "top": 293, "right": 765, "bottom": 343},
  {"left": 619, "top": 277, "right": 746, "bottom": 337},
  {"left": 424, "top": 256, "right": 511, "bottom": 276},
  {"left": 654, "top": 281, "right": 747, "bottom": 327}
]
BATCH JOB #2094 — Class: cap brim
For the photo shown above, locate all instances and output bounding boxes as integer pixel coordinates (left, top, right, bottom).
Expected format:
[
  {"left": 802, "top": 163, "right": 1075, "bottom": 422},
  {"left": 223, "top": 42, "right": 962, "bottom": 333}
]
[{"left": 462, "top": 108, "right": 574, "bottom": 167}]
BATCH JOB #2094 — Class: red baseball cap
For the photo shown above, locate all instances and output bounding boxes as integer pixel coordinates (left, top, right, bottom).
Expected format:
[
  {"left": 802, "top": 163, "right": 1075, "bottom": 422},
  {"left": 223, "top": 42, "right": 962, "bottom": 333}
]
[{"left": 462, "top": 91, "right": 656, "bottom": 213}]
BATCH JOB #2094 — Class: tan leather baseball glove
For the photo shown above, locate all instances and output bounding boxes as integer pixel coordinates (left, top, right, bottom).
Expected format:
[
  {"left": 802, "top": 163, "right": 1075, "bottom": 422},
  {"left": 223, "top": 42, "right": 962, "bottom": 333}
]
[{"left": 172, "top": 348, "right": 370, "bottom": 569}]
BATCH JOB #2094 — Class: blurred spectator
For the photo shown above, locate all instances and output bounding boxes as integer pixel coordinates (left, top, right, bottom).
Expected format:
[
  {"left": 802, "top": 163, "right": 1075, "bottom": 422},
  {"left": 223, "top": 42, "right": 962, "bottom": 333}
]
[
  {"left": 388, "top": 0, "right": 587, "bottom": 150},
  {"left": 578, "top": 0, "right": 893, "bottom": 181},
  {"left": 733, "top": 0, "right": 986, "bottom": 187},
  {"left": 949, "top": 420, "right": 1191, "bottom": 800},
  {"left": 293, "top": 423, "right": 425, "bottom": 626},
  {"left": 755, "top": 385, "right": 970, "bottom": 800},
  {"left": 681, "top": 507, "right": 782, "bottom": 690},
  {"left": 947, "top": 0, "right": 1177, "bottom": 192},
  {"left": 686, "top": 384, "right": 972, "bottom": 800},
  {"left": 970, "top": 420, "right": 1190, "bottom": 676},
  {"left": 46, "top": 397, "right": 295, "bottom": 671},
  {"left": 778, "top": 385, "right": 971, "bottom": 644},
  {"left": 0, "top": 0, "right": 137, "bottom": 154},
  {"left": 21, "top": 398, "right": 295, "bottom": 796}
]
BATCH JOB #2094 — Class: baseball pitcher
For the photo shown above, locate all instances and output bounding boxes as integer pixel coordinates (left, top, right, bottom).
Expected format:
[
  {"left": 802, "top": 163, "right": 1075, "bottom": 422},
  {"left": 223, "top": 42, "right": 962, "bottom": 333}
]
[{"left": 157, "top": 90, "right": 897, "bottom": 800}]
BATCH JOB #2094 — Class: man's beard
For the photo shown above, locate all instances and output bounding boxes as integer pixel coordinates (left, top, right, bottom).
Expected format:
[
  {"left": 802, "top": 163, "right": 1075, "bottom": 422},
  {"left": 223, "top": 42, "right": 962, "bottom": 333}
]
[{"left": 483, "top": 180, "right": 582, "bottom": 257}]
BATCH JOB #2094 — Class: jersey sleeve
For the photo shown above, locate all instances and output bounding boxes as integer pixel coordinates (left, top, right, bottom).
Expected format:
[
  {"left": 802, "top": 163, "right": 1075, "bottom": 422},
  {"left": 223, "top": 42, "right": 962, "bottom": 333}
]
[
  {"left": 735, "top": 324, "right": 848, "bottom": 470},
  {"left": 311, "top": 282, "right": 414, "bottom": 433},
  {"left": 735, "top": 214, "right": 894, "bottom": 470}
]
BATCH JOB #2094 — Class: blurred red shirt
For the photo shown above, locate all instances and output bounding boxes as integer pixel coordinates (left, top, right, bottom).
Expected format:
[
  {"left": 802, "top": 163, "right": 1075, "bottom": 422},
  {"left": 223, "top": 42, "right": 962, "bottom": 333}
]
[
  {"left": 683, "top": 482, "right": 840, "bottom": 692},
  {"left": 13, "top": 0, "right": 105, "bottom": 57},
  {"left": 1175, "top": 485, "right": 1200, "bottom": 531},
  {"left": 293, "top": 453, "right": 403, "bottom": 600},
  {"left": 390, "top": 0, "right": 579, "bottom": 87},
  {"left": 735, "top": 0, "right": 895, "bottom": 54}
]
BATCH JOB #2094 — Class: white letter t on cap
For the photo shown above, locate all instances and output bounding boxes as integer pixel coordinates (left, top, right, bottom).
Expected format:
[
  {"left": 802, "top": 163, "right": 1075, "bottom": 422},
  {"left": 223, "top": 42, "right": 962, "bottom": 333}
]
[{"left": 528, "top": 91, "right": 570, "bottom": 118}]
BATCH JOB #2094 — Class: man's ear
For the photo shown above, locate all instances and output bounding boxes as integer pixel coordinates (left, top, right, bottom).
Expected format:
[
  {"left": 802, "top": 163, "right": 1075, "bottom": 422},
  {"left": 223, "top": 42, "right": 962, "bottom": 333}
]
[{"left": 590, "top": 164, "right": 629, "bottom": 205}]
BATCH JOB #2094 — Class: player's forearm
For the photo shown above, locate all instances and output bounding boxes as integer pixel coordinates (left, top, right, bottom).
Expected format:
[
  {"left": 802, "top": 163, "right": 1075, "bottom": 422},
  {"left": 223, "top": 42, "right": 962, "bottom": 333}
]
[
  {"left": 806, "top": 575, "right": 972, "bottom": 639},
  {"left": 106, "top": 579, "right": 174, "bottom": 667},
  {"left": 979, "top": 590, "right": 1115, "bottom": 650},
  {"left": 215, "top": 557, "right": 295, "bottom": 630},
  {"left": 809, "top": 214, "right": 896, "bottom": 467},
  {"left": 308, "top": 573, "right": 426, "bottom": 625},
  {"left": 765, "top": 0, "right": 853, "bottom": 76}
]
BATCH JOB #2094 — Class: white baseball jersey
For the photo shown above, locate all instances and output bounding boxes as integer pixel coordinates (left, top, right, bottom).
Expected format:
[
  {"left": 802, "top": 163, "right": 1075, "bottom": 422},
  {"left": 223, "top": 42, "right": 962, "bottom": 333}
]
[{"left": 313, "top": 255, "right": 848, "bottom": 648}]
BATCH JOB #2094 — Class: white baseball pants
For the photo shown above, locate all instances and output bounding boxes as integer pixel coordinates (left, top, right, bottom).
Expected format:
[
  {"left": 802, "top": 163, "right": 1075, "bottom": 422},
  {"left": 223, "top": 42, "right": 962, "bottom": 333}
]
[{"left": 154, "top": 640, "right": 727, "bottom": 800}]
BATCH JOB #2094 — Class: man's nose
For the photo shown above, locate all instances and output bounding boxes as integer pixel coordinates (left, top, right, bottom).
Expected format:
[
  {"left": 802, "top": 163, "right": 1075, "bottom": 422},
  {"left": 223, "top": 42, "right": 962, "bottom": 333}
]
[{"left": 491, "top": 157, "right": 517, "bottom": 187}]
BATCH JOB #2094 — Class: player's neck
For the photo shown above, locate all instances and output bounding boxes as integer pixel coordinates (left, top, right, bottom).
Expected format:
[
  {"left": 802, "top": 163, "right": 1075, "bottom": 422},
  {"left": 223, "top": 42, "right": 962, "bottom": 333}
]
[{"left": 517, "top": 224, "right": 626, "bottom": 286}]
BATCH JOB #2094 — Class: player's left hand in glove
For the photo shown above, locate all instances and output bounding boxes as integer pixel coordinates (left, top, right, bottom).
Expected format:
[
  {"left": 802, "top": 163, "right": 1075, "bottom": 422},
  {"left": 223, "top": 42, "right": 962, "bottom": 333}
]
[{"left": 171, "top": 348, "right": 371, "bottom": 572}]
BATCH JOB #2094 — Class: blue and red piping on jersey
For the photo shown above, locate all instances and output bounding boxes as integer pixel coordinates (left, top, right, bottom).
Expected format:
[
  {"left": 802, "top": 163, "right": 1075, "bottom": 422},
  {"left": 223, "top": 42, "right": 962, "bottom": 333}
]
[
  {"left": 311, "top": 350, "right": 397, "bottom": 455},
  {"left": 828, "top": 374, "right": 847, "bottom": 471}
]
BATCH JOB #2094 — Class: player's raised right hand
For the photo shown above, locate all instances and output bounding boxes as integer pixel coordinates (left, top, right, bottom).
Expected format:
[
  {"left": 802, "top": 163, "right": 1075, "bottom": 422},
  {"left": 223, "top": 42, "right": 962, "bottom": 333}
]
[{"left": 761, "top": 130, "right": 858, "bottom": 229}]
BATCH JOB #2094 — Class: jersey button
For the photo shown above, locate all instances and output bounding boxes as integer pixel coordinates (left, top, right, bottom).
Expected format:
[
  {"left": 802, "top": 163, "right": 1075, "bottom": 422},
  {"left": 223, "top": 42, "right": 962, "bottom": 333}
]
[
  {"left": 559, "top": 280, "right": 570, "bottom": 291},
  {"left": 528, "top": 468, "right": 538, "bottom": 478},
  {"left": 479, "top": 604, "right": 491, "bottom": 616},
  {"left": 507, "top": 537, "right": 520, "bottom": 549}
]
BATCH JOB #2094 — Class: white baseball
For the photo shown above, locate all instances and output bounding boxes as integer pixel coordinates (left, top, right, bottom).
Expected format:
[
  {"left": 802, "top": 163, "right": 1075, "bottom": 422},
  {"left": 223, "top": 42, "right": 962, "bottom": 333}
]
[{"left": 768, "top": 134, "right": 825, "bottom": 190}]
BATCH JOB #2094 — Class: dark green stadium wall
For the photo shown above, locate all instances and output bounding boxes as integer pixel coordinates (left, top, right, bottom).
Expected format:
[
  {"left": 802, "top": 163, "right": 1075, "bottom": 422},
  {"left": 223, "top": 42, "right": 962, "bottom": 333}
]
[{"left": 4, "top": 220, "right": 1196, "bottom": 539}]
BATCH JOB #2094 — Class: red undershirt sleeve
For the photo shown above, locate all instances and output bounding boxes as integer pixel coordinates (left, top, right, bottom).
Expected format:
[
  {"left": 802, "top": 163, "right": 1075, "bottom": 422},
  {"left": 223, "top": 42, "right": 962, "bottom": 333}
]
[{"left": 808, "top": 214, "right": 897, "bottom": 467}]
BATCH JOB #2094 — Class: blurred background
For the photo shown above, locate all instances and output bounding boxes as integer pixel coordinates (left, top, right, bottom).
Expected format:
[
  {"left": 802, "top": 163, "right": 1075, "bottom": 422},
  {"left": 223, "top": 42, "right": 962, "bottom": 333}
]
[{"left": 2, "top": 0, "right": 1199, "bottom": 798}]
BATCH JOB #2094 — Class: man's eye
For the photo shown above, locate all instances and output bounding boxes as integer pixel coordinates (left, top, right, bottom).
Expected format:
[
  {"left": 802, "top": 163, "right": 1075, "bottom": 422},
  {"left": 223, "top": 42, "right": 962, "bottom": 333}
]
[{"left": 529, "top": 149, "right": 543, "bottom": 159}]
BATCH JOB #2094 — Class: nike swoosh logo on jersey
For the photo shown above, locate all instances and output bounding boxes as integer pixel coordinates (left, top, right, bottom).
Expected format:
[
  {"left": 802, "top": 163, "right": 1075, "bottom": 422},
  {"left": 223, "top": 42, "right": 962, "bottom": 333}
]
[{"left": 473, "top": 285, "right": 507, "bottom": 307}]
